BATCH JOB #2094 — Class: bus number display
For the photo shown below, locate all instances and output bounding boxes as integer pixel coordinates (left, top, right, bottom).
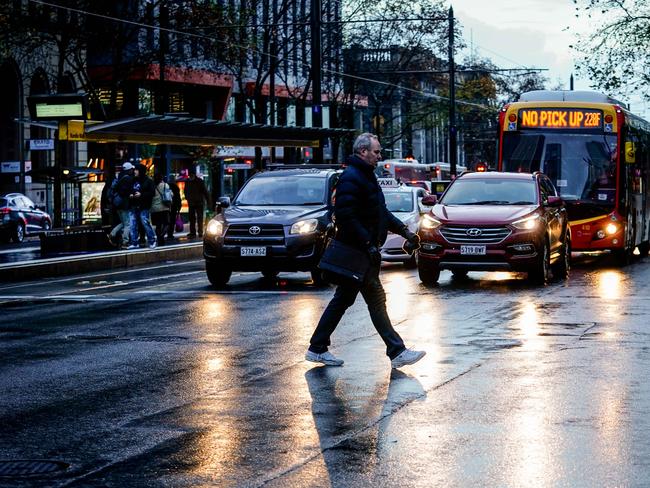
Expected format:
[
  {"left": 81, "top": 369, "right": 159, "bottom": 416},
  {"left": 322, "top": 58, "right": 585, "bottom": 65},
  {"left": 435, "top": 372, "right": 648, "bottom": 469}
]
[{"left": 518, "top": 109, "right": 602, "bottom": 129}]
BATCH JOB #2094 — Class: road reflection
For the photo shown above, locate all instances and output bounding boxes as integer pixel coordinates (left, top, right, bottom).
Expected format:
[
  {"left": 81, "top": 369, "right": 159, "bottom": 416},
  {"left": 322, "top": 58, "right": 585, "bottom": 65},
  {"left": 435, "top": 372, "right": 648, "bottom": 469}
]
[{"left": 305, "top": 366, "right": 425, "bottom": 486}]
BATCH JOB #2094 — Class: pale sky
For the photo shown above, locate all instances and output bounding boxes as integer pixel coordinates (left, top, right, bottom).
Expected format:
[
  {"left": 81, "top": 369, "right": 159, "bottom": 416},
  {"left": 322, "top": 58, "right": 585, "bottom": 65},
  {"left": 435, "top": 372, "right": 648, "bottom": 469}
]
[{"left": 451, "top": 0, "right": 650, "bottom": 118}]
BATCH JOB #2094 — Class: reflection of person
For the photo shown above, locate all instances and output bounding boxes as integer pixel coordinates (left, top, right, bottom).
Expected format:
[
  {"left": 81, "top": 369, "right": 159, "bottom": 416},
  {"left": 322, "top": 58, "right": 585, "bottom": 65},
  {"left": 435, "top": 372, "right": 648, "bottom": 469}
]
[
  {"left": 184, "top": 168, "right": 211, "bottom": 238},
  {"left": 305, "top": 366, "right": 425, "bottom": 481},
  {"left": 306, "top": 133, "right": 424, "bottom": 369}
]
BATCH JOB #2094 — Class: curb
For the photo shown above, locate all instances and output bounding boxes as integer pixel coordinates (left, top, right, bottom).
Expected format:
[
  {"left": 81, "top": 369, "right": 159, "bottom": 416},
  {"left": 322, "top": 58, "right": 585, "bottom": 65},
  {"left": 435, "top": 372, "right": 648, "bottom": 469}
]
[{"left": 0, "top": 242, "right": 204, "bottom": 283}]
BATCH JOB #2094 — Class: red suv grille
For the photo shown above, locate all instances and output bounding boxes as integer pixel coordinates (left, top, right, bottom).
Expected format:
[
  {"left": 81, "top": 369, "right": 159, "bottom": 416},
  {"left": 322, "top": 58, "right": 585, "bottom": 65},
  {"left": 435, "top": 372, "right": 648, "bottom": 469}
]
[{"left": 440, "top": 225, "right": 511, "bottom": 244}]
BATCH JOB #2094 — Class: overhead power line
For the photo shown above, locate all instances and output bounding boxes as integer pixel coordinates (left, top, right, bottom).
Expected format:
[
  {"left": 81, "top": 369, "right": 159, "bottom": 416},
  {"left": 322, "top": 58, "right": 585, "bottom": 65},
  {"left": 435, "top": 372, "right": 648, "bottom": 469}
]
[{"left": 26, "top": 0, "right": 499, "bottom": 111}]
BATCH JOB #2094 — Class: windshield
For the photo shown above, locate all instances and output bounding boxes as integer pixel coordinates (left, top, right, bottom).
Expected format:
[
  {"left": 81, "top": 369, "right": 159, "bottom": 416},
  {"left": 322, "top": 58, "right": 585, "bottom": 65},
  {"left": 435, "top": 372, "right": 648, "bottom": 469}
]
[
  {"left": 442, "top": 179, "right": 538, "bottom": 205},
  {"left": 502, "top": 132, "right": 617, "bottom": 206},
  {"left": 234, "top": 176, "right": 327, "bottom": 205},
  {"left": 384, "top": 192, "right": 414, "bottom": 212}
]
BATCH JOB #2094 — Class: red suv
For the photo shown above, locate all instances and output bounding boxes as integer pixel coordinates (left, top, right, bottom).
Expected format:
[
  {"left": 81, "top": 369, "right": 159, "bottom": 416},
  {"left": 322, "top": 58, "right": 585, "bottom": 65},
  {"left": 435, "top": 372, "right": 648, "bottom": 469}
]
[{"left": 417, "top": 171, "right": 570, "bottom": 285}]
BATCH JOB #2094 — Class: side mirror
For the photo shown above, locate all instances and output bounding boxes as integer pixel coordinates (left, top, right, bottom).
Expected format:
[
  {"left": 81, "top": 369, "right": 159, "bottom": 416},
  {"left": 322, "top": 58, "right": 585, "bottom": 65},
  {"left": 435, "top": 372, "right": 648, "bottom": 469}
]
[
  {"left": 547, "top": 195, "right": 563, "bottom": 207},
  {"left": 217, "top": 196, "right": 231, "bottom": 209},
  {"left": 421, "top": 194, "right": 437, "bottom": 206}
]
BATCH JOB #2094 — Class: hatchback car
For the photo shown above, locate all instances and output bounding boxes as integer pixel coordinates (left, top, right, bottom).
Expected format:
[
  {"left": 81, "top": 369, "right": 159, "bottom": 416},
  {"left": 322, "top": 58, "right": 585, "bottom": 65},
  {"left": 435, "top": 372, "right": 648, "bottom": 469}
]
[
  {"left": 416, "top": 171, "right": 570, "bottom": 285},
  {"left": 379, "top": 181, "right": 430, "bottom": 266},
  {"left": 0, "top": 193, "right": 52, "bottom": 243}
]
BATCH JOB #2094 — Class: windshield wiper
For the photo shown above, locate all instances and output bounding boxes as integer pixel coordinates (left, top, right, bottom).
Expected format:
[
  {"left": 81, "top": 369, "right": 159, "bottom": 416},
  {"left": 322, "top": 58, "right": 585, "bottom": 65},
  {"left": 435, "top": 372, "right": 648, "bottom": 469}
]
[
  {"left": 461, "top": 200, "right": 511, "bottom": 205},
  {"left": 300, "top": 202, "right": 325, "bottom": 205},
  {"left": 508, "top": 201, "right": 535, "bottom": 205}
]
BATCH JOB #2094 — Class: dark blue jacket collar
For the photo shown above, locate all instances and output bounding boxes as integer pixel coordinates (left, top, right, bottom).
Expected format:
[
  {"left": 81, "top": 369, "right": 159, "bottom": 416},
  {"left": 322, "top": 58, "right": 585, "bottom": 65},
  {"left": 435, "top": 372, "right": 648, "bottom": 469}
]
[{"left": 345, "top": 154, "right": 375, "bottom": 174}]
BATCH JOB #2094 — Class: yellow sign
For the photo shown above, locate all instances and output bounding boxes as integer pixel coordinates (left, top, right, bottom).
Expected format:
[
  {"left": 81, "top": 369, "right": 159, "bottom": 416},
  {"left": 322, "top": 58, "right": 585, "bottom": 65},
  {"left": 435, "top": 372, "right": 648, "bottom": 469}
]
[
  {"left": 58, "top": 120, "right": 86, "bottom": 141},
  {"left": 519, "top": 109, "right": 602, "bottom": 129},
  {"left": 625, "top": 141, "right": 636, "bottom": 163}
]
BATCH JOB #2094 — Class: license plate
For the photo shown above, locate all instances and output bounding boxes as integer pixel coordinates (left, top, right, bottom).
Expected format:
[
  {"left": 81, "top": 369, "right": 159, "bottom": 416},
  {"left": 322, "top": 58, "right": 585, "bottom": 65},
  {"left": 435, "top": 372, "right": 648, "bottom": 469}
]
[
  {"left": 240, "top": 247, "right": 266, "bottom": 256},
  {"left": 460, "top": 245, "right": 486, "bottom": 255}
]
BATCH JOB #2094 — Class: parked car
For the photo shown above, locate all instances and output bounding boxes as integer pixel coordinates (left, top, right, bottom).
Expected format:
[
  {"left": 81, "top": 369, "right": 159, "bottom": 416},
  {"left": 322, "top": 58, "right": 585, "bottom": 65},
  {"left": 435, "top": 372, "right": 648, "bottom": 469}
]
[
  {"left": 378, "top": 180, "right": 430, "bottom": 267},
  {"left": 0, "top": 193, "right": 52, "bottom": 243},
  {"left": 416, "top": 171, "right": 571, "bottom": 285},
  {"left": 203, "top": 167, "right": 340, "bottom": 286}
]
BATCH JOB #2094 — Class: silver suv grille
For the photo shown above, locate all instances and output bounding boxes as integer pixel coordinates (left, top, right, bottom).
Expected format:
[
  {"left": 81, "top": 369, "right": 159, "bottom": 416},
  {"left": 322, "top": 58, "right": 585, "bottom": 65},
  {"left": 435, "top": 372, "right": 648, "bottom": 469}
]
[
  {"left": 224, "top": 224, "right": 285, "bottom": 245},
  {"left": 440, "top": 225, "right": 511, "bottom": 244}
]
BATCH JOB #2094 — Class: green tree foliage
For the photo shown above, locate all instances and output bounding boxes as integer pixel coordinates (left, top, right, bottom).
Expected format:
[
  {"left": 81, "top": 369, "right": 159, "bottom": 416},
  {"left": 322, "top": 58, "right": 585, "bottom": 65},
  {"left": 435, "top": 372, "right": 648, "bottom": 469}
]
[{"left": 572, "top": 0, "right": 650, "bottom": 98}]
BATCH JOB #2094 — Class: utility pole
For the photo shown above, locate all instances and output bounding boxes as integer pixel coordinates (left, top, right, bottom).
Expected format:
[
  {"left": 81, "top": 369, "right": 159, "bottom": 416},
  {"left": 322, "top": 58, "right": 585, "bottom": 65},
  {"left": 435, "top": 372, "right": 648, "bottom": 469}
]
[
  {"left": 269, "top": 2, "right": 277, "bottom": 165},
  {"left": 310, "top": 0, "right": 323, "bottom": 163},
  {"left": 570, "top": 73, "right": 574, "bottom": 91},
  {"left": 448, "top": 6, "right": 457, "bottom": 178}
]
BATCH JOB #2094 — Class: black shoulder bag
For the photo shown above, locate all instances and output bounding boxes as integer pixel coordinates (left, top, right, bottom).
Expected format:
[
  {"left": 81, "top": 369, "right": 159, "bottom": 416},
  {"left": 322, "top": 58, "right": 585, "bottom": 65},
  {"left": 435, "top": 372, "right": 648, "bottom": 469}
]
[{"left": 318, "top": 239, "right": 370, "bottom": 285}]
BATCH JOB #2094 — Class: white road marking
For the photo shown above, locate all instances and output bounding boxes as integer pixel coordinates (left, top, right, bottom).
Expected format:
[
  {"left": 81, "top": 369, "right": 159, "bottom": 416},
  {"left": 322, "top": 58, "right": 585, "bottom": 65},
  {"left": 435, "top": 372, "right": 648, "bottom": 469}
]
[{"left": 0, "top": 246, "right": 40, "bottom": 255}]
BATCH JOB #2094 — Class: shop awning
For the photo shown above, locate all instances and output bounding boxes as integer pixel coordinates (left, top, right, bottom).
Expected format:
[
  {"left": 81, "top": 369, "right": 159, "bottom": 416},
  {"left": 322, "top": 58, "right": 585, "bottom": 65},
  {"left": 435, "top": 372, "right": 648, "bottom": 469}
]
[{"left": 81, "top": 115, "right": 355, "bottom": 147}]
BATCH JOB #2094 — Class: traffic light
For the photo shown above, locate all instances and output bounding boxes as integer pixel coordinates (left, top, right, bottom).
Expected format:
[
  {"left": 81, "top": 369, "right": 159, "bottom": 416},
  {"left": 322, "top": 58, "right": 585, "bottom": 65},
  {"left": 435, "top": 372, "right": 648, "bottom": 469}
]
[{"left": 302, "top": 148, "right": 312, "bottom": 161}]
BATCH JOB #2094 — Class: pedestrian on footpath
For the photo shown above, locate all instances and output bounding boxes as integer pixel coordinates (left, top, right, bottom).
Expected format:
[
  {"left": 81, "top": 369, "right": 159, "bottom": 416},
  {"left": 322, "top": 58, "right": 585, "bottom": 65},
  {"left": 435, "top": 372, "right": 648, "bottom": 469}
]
[
  {"left": 305, "top": 133, "right": 425, "bottom": 369},
  {"left": 127, "top": 163, "right": 157, "bottom": 249},
  {"left": 184, "top": 168, "right": 211, "bottom": 238},
  {"left": 166, "top": 177, "right": 182, "bottom": 240},
  {"left": 150, "top": 172, "right": 172, "bottom": 245},
  {"left": 108, "top": 162, "right": 135, "bottom": 247}
]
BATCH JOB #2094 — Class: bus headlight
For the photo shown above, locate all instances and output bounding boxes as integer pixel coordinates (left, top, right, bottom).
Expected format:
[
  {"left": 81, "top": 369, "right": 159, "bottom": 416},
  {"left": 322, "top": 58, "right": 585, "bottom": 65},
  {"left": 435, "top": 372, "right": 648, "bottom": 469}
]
[
  {"left": 206, "top": 220, "right": 223, "bottom": 237},
  {"left": 605, "top": 223, "right": 618, "bottom": 235},
  {"left": 512, "top": 214, "right": 540, "bottom": 230},
  {"left": 420, "top": 214, "right": 442, "bottom": 230},
  {"left": 290, "top": 218, "right": 318, "bottom": 235}
]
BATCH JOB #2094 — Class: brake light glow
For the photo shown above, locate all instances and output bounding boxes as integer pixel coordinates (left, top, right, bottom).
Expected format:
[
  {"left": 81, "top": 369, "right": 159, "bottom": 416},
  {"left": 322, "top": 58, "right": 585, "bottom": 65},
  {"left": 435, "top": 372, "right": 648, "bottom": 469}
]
[{"left": 0, "top": 208, "right": 9, "bottom": 214}]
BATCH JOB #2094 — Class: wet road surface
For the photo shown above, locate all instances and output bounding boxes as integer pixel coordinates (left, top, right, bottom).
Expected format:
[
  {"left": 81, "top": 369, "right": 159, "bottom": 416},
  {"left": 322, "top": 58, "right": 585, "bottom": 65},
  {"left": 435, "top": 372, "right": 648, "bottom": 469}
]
[{"left": 1, "top": 256, "right": 650, "bottom": 487}]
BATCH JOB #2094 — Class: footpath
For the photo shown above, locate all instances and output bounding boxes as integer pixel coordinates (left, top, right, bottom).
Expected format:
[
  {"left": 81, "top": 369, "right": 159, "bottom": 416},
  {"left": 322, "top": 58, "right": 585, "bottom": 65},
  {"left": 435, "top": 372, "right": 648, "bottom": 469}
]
[{"left": 0, "top": 235, "right": 203, "bottom": 283}]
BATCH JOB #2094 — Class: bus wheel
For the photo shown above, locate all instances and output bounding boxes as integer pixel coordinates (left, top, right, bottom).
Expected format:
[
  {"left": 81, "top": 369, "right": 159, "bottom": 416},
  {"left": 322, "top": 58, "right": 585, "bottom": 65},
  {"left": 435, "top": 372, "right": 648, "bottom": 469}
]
[
  {"left": 206, "top": 262, "right": 232, "bottom": 287},
  {"left": 528, "top": 240, "right": 550, "bottom": 285},
  {"left": 637, "top": 241, "right": 650, "bottom": 258}
]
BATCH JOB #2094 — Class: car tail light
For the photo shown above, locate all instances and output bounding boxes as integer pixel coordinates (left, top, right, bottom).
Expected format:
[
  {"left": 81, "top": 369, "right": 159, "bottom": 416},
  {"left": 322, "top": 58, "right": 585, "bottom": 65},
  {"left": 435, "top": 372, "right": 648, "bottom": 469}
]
[{"left": 0, "top": 207, "right": 10, "bottom": 214}]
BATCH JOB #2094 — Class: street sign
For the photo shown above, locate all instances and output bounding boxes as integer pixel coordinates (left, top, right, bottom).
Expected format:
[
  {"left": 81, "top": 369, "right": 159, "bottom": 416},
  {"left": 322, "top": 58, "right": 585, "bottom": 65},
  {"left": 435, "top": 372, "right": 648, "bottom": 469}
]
[
  {"left": 29, "top": 139, "right": 55, "bottom": 151},
  {"left": 28, "top": 93, "right": 89, "bottom": 121}
]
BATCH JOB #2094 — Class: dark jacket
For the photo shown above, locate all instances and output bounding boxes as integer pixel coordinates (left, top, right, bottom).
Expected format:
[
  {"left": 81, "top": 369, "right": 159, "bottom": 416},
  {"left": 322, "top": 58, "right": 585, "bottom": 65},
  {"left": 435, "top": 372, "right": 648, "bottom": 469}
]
[
  {"left": 168, "top": 181, "right": 182, "bottom": 210},
  {"left": 130, "top": 165, "right": 155, "bottom": 209},
  {"left": 334, "top": 154, "right": 407, "bottom": 250},
  {"left": 114, "top": 171, "right": 134, "bottom": 210},
  {"left": 184, "top": 176, "right": 210, "bottom": 206}
]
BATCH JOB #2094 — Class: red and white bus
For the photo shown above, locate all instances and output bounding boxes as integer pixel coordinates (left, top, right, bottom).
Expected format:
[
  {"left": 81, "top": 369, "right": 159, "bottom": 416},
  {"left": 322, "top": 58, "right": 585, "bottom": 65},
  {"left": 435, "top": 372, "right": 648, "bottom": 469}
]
[{"left": 497, "top": 90, "right": 650, "bottom": 262}]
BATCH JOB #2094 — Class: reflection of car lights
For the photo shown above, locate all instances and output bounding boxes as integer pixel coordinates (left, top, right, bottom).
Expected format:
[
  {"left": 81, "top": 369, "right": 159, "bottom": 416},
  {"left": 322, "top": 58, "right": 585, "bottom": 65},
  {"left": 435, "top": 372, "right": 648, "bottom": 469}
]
[
  {"left": 206, "top": 220, "right": 223, "bottom": 236},
  {"left": 605, "top": 223, "right": 618, "bottom": 235}
]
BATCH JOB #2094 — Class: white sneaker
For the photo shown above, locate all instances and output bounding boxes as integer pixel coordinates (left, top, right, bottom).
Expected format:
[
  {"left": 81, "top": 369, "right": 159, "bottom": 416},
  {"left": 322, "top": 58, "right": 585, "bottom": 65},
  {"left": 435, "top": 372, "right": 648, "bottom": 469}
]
[
  {"left": 127, "top": 244, "right": 139, "bottom": 250},
  {"left": 391, "top": 348, "right": 426, "bottom": 369},
  {"left": 305, "top": 350, "right": 344, "bottom": 366},
  {"left": 149, "top": 241, "right": 157, "bottom": 249}
]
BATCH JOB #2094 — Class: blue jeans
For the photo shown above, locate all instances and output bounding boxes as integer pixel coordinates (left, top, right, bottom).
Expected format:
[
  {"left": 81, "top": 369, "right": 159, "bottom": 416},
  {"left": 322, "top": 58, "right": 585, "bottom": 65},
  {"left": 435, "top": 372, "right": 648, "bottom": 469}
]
[
  {"left": 129, "top": 208, "right": 156, "bottom": 246},
  {"left": 110, "top": 210, "right": 131, "bottom": 245},
  {"left": 309, "top": 264, "right": 406, "bottom": 359}
]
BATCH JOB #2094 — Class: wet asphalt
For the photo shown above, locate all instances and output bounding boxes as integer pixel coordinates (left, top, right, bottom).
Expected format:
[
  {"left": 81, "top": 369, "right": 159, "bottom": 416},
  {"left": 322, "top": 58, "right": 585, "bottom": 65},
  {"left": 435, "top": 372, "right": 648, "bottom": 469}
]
[{"left": 1, "top": 255, "right": 650, "bottom": 487}]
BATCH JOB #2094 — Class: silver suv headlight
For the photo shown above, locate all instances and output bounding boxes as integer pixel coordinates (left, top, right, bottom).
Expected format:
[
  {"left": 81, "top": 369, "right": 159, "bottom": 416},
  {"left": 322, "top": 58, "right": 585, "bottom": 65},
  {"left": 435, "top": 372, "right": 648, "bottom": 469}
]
[
  {"left": 206, "top": 220, "right": 224, "bottom": 236},
  {"left": 290, "top": 218, "right": 318, "bottom": 235}
]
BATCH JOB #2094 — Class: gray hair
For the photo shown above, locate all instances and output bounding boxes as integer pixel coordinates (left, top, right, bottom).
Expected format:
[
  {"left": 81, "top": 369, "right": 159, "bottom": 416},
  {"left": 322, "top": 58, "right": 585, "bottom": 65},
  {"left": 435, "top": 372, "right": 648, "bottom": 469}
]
[{"left": 353, "top": 132, "right": 378, "bottom": 155}]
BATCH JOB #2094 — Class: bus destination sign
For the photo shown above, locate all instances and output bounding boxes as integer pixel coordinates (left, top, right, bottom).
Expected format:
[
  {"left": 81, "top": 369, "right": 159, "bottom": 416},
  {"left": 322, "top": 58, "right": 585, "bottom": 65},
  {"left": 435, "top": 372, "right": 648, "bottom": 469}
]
[{"left": 518, "top": 109, "right": 603, "bottom": 130}]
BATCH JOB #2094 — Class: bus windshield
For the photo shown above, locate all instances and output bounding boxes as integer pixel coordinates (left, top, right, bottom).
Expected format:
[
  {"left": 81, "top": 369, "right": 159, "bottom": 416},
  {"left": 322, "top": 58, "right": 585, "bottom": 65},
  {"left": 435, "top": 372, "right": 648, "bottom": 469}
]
[{"left": 501, "top": 132, "right": 618, "bottom": 206}]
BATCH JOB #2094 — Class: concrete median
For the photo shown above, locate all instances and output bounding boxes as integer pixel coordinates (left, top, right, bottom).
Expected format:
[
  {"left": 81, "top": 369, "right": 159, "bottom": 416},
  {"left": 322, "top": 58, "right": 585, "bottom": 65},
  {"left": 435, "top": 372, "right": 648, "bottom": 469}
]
[{"left": 0, "top": 242, "right": 203, "bottom": 282}]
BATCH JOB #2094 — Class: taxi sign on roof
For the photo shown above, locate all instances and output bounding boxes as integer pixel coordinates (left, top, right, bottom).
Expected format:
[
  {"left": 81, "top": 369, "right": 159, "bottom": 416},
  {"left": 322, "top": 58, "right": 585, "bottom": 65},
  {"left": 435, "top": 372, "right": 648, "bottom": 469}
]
[{"left": 377, "top": 177, "right": 400, "bottom": 188}]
